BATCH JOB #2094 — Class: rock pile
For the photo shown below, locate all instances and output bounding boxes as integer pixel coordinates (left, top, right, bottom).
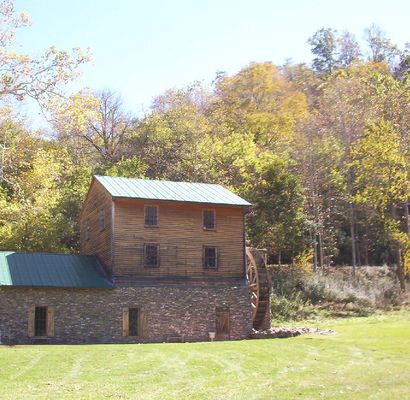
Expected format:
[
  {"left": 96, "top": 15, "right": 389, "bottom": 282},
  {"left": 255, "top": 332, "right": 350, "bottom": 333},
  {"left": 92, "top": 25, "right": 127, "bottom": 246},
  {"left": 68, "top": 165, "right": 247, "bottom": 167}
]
[{"left": 250, "top": 327, "right": 335, "bottom": 339}]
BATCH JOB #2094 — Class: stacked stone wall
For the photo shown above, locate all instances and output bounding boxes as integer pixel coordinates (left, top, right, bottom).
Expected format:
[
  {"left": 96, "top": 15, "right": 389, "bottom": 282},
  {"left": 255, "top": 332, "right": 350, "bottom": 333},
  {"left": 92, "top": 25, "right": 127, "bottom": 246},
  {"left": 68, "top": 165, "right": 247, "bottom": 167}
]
[{"left": 0, "top": 285, "right": 252, "bottom": 344}]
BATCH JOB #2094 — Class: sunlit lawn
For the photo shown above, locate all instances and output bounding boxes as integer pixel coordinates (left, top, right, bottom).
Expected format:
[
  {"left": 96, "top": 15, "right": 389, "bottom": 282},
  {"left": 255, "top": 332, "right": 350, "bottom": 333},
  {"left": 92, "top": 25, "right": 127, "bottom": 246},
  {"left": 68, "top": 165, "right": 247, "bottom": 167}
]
[{"left": 0, "top": 311, "right": 409, "bottom": 399}]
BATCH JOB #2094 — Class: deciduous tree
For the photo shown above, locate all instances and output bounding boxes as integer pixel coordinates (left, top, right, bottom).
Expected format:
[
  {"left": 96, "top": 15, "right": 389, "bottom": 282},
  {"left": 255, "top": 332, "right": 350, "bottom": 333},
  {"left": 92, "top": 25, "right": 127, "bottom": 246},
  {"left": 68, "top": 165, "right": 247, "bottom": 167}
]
[
  {"left": 350, "top": 120, "right": 409, "bottom": 289},
  {"left": 308, "top": 28, "right": 339, "bottom": 75},
  {"left": 51, "top": 90, "right": 134, "bottom": 166},
  {"left": 0, "top": 0, "right": 89, "bottom": 108}
]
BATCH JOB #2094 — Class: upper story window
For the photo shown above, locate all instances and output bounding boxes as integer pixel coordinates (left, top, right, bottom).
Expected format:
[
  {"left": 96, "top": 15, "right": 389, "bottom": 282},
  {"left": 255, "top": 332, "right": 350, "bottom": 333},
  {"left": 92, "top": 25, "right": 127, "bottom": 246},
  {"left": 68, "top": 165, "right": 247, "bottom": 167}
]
[
  {"left": 98, "top": 209, "right": 105, "bottom": 231},
  {"left": 85, "top": 219, "right": 91, "bottom": 241},
  {"left": 203, "top": 246, "right": 218, "bottom": 268},
  {"left": 144, "top": 205, "right": 158, "bottom": 227},
  {"left": 203, "top": 209, "right": 216, "bottom": 230},
  {"left": 144, "top": 243, "right": 160, "bottom": 267}
]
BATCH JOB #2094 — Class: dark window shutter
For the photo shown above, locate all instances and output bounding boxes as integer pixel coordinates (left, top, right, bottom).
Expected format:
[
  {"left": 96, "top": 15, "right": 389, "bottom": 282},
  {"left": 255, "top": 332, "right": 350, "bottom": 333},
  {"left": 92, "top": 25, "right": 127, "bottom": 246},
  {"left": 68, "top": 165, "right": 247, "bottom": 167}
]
[
  {"left": 28, "top": 306, "right": 35, "bottom": 338},
  {"left": 47, "top": 306, "right": 55, "bottom": 337},
  {"left": 139, "top": 310, "right": 146, "bottom": 338},
  {"left": 122, "top": 308, "right": 129, "bottom": 337}
]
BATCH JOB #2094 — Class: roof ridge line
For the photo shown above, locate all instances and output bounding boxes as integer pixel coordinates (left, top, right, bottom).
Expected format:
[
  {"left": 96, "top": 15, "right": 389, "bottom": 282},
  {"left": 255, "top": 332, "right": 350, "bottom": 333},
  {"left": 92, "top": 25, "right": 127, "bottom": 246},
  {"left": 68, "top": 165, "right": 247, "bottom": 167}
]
[
  {"left": 0, "top": 251, "right": 96, "bottom": 257},
  {"left": 94, "top": 175, "right": 222, "bottom": 186}
]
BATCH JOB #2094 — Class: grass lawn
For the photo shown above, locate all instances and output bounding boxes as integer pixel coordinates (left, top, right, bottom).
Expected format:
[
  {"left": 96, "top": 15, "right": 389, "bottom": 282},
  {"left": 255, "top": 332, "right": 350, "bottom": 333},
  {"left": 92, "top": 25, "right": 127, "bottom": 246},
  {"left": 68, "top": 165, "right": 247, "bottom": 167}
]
[{"left": 0, "top": 312, "right": 409, "bottom": 400}]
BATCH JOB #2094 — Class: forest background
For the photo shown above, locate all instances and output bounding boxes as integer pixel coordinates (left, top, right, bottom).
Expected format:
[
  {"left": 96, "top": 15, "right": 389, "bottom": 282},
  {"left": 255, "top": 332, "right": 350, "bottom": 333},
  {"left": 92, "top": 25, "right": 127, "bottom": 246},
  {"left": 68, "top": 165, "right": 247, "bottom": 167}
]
[{"left": 0, "top": 1, "right": 409, "bottom": 289}]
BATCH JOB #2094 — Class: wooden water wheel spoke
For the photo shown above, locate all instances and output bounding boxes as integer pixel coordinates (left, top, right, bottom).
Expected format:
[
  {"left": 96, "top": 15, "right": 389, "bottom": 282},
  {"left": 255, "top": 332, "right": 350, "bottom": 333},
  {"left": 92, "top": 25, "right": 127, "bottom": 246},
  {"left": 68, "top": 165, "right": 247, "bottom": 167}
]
[{"left": 246, "top": 247, "right": 270, "bottom": 330}]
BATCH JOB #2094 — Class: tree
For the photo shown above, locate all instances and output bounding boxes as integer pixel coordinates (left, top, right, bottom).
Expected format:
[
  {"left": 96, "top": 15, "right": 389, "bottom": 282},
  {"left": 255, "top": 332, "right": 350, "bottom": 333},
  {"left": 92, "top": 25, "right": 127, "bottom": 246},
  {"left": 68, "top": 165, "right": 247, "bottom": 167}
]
[
  {"left": 296, "top": 130, "right": 347, "bottom": 269},
  {"left": 244, "top": 153, "right": 308, "bottom": 263},
  {"left": 51, "top": 90, "right": 134, "bottom": 166},
  {"left": 394, "top": 43, "right": 410, "bottom": 80},
  {"left": 214, "top": 62, "right": 308, "bottom": 149},
  {"left": 350, "top": 120, "right": 409, "bottom": 290},
  {"left": 0, "top": 126, "right": 91, "bottom": 252},
  {"left": 104, "top": 156, "right": 147, "bottom": 178},
  {"left": 308, "top": 28, "right": 339, "bottom": 75},
  {"left": 364, "top": 25, "right": 400, "bottom": 66},
  {"left": 299, "top": 64, "right": 382, "bottom": 271},
  {"left": 129, "top": 84, "right": 213, "bottom": 181},
  {"left": 337, "top": 31, "right": 361, "bottom": 67},
  {"left": 0, "top": 0, "right": 88, "bottom": 193},
  {"left": 0, "top": 1, "right": 89, "bottom": 108},
  {"left": 281, "top": 62, "right": 322, "bottom": 107}
]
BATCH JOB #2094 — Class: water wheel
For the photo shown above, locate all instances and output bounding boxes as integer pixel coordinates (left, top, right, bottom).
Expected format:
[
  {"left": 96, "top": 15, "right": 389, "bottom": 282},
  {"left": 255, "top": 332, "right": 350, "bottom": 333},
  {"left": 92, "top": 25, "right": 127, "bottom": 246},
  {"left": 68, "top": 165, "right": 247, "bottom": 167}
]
[{"left": 246, "top": 247, "right": 270, "bottom": 330}]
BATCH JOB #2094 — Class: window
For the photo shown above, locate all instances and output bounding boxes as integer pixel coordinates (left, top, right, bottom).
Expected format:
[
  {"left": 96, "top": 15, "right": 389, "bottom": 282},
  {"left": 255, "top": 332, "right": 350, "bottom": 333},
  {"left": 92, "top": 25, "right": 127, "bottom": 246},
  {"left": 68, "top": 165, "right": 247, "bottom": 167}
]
[
  {"left": 98, "top": 209, "right": 105, "bottom": 231},
  {"left": 203, "top": 246, "right": 218, "bottom": 268},
  {"left": 203, "top": 209, "right": 216, "bottom": 230},
  {"left": 144, "top": 205, "right": 158, "bottom": 227},
  {"left": 28, "top": 306, "right": 54, "bottom": 338},
  {"left": 122, "top": 307, "right": 144, "bottom": 337},
  {"left": 85, "top": 219, "right": 91, "bottom": 241},
  {"left": 34, "top": 306, "right": 47, "bottom": 336},
  {"left": 144, "top": 243, "right": 160, "bottom": 267}
]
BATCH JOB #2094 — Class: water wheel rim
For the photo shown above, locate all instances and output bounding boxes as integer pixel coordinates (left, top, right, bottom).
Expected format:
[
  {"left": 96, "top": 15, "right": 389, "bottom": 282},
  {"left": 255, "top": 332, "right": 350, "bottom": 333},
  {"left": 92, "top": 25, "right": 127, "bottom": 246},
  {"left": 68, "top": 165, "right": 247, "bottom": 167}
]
[{"left": 246, "top": 247, "right": 259, "bottom": 320}]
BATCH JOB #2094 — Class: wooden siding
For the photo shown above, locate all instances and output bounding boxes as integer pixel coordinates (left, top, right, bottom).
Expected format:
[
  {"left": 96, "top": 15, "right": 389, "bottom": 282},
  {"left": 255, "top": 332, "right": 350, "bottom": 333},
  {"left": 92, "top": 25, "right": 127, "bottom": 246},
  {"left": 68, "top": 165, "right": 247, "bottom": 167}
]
[
  {"left": 80, "top": 180, "right": 113, "bottom": 273},
  {"left": 113, "top": 199, "right": 246, "bottom": 278}
]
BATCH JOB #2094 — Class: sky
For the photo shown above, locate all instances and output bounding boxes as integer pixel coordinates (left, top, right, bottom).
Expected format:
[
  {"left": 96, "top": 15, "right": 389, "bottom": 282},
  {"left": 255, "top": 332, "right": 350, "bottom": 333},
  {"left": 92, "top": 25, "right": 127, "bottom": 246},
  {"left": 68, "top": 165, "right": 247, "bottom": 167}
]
[{"left": 12, "top": 0, "right": 410, "bottom": 128}]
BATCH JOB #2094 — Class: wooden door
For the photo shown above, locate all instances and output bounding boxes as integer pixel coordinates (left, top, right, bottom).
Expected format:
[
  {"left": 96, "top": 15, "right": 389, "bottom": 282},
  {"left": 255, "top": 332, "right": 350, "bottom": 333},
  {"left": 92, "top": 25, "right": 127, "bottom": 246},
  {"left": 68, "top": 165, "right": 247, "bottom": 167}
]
[{"left": 216, "top": 307, "right": 230, "bottom": 336}]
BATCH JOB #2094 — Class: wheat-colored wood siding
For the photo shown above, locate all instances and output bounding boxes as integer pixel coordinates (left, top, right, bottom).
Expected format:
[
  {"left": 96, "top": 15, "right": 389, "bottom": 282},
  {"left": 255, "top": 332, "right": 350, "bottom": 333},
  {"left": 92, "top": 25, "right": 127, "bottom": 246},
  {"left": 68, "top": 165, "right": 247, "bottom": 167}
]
[
  {"left": 113, "top": 199, "right": 246, "bottom": 278},
  {"left": 80, "top": 180, "right": 113, "bottom": 273}
]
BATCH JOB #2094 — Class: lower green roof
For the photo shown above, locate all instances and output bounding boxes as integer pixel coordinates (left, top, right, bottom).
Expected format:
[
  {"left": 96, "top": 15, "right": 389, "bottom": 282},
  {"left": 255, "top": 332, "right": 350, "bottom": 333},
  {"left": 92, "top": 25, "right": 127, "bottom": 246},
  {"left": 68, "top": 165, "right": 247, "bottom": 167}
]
[{"left": 0, "top": 252, "right": 114, "bottom": 289}]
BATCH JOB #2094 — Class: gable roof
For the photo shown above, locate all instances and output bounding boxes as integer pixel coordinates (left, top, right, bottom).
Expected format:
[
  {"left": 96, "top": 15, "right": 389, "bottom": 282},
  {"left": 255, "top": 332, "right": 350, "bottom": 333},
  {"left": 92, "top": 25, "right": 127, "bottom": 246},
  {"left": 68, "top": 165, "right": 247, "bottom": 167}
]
[
  {"left": 0, "top": 252, "right": 114, "bottom": 289},
  {"left": 94, "top": 175, "right": 251, "bottom": 206}
]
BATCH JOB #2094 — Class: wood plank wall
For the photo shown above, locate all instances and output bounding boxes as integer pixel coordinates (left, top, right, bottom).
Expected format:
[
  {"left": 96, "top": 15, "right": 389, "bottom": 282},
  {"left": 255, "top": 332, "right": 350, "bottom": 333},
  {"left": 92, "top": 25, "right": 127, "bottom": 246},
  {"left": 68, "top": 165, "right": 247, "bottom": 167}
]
[
  {"left": 113, "top": 199, "right": 246, "bottom": 278},
  {"left": 80, "top": 180, "right": 113, "bottom": 273}
]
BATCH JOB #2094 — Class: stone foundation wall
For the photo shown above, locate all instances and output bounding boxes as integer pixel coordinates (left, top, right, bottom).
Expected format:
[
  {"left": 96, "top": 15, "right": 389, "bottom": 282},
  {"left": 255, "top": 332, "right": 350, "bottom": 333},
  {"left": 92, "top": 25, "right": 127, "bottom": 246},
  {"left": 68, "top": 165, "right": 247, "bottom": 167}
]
[
  {"left": 258, "top": 299, "right": 272, "bottom": 331},
  {"left": 0, "top": 285, "right": 252, "bottom": 345}
]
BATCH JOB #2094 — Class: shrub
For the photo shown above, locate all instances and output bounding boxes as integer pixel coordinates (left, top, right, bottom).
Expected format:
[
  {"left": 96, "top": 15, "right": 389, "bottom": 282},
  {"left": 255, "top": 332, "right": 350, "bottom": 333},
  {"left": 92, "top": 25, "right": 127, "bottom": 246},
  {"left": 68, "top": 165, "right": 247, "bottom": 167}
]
[
  {"left": 269, "top": 265, "right": 403, "bottom": 322},
  {"left": 270, "top": 292, "right": 323, "bottom": 322}
]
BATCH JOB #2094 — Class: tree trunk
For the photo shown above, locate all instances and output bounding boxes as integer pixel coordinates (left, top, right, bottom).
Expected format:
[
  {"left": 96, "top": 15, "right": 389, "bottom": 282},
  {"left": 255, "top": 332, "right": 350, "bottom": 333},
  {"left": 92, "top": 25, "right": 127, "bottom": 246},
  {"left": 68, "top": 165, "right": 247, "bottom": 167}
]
[
  {"left": 278, "top": 252, "right": 282, "bottom": 267},
  {"left": 349, "top": 202, "right": 357, "bottom": 276},
  {"left": 363, "top": 234, "right": 369, "bottom": 266},
  {"left": 0, "top": 127, "right": 7, "bottom": 182},
  {"left": 391, "top": 205, "right": 406, "bottom": 291},
  {"left": 405, "top": 200, "right": 410, "bottom": 238},
  {"left": 318, "top": 232, "right": 324, "bottom": 269},
  {"left": 394, "top": 245, "right": 406, "bottom": 291},
  {"left": 313, "top": 234, "right": 318, "bottom": 272},
  {"left": 356, "top": 225, "right": 361, "bottom": 267},
  {"left": 364, "top": 217, "right": 370, "bottom": 266}
]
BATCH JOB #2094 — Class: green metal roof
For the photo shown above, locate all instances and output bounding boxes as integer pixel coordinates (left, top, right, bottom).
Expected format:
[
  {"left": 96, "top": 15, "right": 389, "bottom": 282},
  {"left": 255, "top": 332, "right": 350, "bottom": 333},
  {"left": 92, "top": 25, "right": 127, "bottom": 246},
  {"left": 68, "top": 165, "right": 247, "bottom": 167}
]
[
  {"left": 94, "top": 175, "right": 251, "bottom": 206},
  {"left": 0, "top": 252, "right": 114, "bottom": 289}
]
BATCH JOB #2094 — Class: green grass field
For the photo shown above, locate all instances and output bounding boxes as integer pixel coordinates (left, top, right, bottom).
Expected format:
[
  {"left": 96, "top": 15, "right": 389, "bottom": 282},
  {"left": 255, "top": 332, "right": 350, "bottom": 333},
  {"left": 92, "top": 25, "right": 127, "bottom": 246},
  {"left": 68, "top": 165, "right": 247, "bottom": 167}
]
[{"left": 1, "top": 312, "right": 409, "bottom": 400}]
